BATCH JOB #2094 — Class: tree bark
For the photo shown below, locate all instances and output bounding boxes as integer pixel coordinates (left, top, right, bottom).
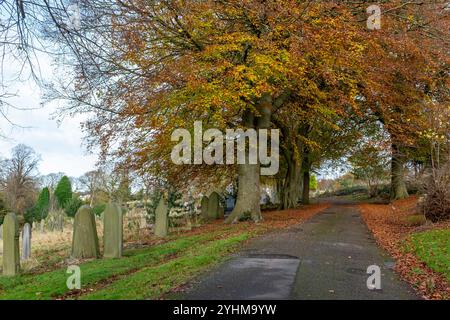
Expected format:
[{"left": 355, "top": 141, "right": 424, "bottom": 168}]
[
  {"left": 225, "top": 163, "right": 261, "bottom": 223},
  {"left": 281, "top": 155, "right": 302, "bottom": 209},
  {"left": 301, "top": 150, "right": 311, "bottom": 204},
  {"left": 390, "top": 143, "right": 409, "bottom": 200},
  {"left": 225, "top": 94, "right": 275, "bottom": 223}
]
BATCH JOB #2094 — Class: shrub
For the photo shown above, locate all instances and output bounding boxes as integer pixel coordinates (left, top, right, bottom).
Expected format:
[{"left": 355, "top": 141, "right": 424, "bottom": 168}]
[
  {"left": 420, "top": 166, "right": 450, "bottom": 222},
  {"left": 93, "top": 203, "right": 106, "bottom": 216},
  {"left": 34, "top": 187, "right": 50, "bottom": 221},
  {"left": 64, "top": 197, "right": 83, "bottom": 217}
]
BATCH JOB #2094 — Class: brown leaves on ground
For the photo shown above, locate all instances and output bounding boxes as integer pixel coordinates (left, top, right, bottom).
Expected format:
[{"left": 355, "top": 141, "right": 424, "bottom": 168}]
[{"left": 359, "top": 196, "right": 450, "bottom": 300}]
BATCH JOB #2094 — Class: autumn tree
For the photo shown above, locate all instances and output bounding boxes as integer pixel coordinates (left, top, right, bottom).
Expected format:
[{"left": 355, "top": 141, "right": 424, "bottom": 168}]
[
  {"left": 9, "top": 0, "right": 446, "bottom": 221},
  {"left": 359, "top": 1, "right": 449, "bottom": 200},
  {"left": 349, "top": 143, "right": 390, "bottom": 197},
  {"left": 43, "top": 0, "right": 370, "bottom": 222}
]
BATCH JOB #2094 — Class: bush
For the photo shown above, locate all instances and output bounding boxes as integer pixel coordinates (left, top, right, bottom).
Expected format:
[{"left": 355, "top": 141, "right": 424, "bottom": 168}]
[
  {"left": 93, "top": 203, "right": 107, "bottom": 216},
  {"left": 420, "top": 167, "right": 450, "bottom": 222},
  {"left": 34, "top": 187, "right": 50, "bottom": 221},
  {"left": 64, "top": 197, "right": 83, "bottom": 217},
  {"left": 334, "top": 186, "right": 368, "bottom": 196},
  {"left": 24, "top": 207, "right": 35, "bottom": 224}
]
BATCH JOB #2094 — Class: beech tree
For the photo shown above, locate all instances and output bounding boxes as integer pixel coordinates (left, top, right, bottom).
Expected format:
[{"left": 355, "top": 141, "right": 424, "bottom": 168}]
[{"left": 2, "top": 0, "right": 447, "bottom": 222}]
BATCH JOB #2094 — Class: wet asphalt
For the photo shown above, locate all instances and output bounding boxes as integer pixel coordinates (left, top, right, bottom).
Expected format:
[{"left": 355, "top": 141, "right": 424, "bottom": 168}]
[{"left": 182, "top": 204, "right": 420, "bottom": 300}]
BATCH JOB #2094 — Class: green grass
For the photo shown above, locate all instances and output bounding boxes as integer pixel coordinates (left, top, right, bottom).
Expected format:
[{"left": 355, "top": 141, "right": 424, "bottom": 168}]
[
  {"left": 407, "top": 229, "right": 450, "bottom": 281},
  {"left": 82, "top": 234, "right": 248, "bottom": 300},
  {"left": 0, "top": 231, "right": 245, "bottom": 300}
]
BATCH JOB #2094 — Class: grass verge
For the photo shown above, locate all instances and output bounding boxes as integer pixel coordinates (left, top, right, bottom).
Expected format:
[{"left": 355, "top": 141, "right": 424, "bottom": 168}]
[
  {"left": 82, "top": 234, "right": 248, "bottom": 299},
  {"left": 406, "top": 229, "right": 450, "bottom": 282},
  {"left": 0, "top": 232, "right": 225, "bottom": 300}
]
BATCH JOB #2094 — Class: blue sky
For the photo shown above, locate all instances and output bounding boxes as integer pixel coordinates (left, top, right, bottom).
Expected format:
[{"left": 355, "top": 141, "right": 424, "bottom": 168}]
[{"left": 0, "top": 55, "right": 97, "bottom": 177}]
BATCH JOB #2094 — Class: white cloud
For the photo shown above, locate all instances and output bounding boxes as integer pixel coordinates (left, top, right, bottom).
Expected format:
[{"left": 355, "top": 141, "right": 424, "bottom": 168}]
[{"left": 0, "top": 54, "right": 97, "bottom": 177}]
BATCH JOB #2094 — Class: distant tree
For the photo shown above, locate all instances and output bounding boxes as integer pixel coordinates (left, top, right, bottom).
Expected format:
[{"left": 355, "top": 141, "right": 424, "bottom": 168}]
[
  {"left": 54, "top": 176, "right": 72, "bottom": 209},
  {"left": 39, "top": 173, "right": 65, "bottom": 190},
  {"left": 0, "top": 195, "right": 7, "bottom": 225},
  {"left": 78, "top": 170, "right": 102, "bottom": 206},
  {"left": 310, "top": 175, "right": 318, "bottom": 192},
  {"left": 349, "top": 144, "right": 389, "bottom": 197},
  {"left": 338, "top": 173, "right": 355, "bottom": 189},
  {"left": 34, "top": 187, "right": 50, "bottom": 221},
  {"left": 39, "top": 172, "right": 65, "bottom": 212},
  {"left": 0, "top": 144, "right": 40, "bottom": 218}
]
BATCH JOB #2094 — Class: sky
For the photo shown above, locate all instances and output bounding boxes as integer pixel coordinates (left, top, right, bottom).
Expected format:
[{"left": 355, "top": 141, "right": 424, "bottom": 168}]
[{"left": 0, "top": 54, "right": 97, "bottom": 178}]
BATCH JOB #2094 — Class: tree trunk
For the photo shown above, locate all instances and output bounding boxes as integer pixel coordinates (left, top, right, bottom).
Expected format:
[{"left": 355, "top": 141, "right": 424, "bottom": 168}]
[
  {"left": 275, "top": 178, "right": 284, "bottom": 205},
  {"left": 225, "top": 94, "right": 275, "bottom": 223},
  {"left": 281, "top": 156, "right": 302, "bottom": 209},
  {"left": 225, "top": 163, "right": 261, "bottom": 223},
  {"left": 390, "top": 143, "right": 409, "bottom": 200},
  {"left": 301, "top": 152, "right": 311, "bottom": 204}
]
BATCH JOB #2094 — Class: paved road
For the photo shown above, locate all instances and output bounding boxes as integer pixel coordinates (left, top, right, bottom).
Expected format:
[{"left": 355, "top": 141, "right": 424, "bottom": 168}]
[{"left": 182, "top": 204, "right": 419, "bottom": 300}]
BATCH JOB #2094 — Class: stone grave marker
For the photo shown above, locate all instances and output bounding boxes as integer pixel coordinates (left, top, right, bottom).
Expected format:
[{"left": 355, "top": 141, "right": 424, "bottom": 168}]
[{"left": 71, "top": 206, "right": 100, "bottom": 259}]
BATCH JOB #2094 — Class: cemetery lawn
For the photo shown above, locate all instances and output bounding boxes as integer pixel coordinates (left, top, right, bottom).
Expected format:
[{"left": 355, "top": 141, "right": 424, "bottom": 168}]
[{"left": 0, "top": 203, "right": 329, "bottom": 300}]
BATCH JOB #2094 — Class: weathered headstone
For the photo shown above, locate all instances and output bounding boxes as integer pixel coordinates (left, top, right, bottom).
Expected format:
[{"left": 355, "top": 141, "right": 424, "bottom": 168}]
[
  {"left": 201, "top": 196, "right": 209, "bottom": 219},
  {"left": 103, "top": 203, "right": 123, "bottom": 258},
  {"left": 207, "top": 192, "right": 221, "bottom": 219},
  {"left": 71, "top": 206, "right": 100, "bottom": 259},
  {"left": 154, "top": 197, "right": 169, "bottom": 237},
  {"left": 21, "top": 223, "right": 32, "bottom": 260},
  {"left": 3, "top": 213, "right": 20, "bottom": 276}
]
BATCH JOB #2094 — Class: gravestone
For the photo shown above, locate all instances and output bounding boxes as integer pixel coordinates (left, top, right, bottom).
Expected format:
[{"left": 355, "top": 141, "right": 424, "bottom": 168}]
[
  {"left": 201, "top": 196, "right": 209, "bottom": 219},
  {"left": 21, "top": 223, "right": 32, "bottom": 260},
  {"left": 71, "top": 206, "right": 100, "bottom": 259},
  {"left": 207, "top": 192, "right": 221, "bottom": 219},
  {"left": 103, "top": 203, "right": 123, "bottom": 258},
  {"left": 154, "top": 197, "right": 169, "bottom": 237},
  {"left": 3, "top": 213, "right": 20, "bottom": 276}
]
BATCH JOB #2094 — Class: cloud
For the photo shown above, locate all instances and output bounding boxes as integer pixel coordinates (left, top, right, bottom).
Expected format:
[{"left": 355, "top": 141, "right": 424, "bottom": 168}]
[{"left": 0, "top": 56, "right": 97, "bottom": 177}]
